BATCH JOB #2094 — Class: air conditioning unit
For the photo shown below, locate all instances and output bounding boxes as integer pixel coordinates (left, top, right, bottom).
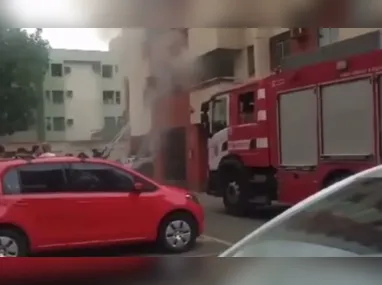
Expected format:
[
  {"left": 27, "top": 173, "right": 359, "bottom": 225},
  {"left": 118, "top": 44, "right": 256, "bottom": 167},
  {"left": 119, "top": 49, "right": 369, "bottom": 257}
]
[{"left": 290, "top": 28, "right": 307, "bottom": 39}]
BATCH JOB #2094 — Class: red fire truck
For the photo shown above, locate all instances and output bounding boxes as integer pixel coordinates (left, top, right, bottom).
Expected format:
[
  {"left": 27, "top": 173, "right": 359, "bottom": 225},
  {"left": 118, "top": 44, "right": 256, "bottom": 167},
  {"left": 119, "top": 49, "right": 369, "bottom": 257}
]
[{"left": 201, "top": 48, "right": 382, "bottom": 216}]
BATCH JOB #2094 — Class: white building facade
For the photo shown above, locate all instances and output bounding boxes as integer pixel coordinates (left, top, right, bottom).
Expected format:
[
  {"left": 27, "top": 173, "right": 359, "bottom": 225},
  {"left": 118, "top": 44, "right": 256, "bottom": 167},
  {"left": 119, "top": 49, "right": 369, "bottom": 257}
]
[{"left": 1, "top": 49, "right": 127, "bottom": 155}]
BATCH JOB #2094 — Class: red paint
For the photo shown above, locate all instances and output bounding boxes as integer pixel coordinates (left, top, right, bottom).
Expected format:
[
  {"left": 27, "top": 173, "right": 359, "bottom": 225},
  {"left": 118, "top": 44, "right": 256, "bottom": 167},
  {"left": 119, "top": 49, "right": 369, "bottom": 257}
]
[
  {"left": 290, "top": 28, "right": 319, "bottom": 54},
  {"left": 1, "top": 258, "right": 154, "bottom": 283},
  {"left": 151, "top": 94, "right": 190, "bottom": 130},
  {"left": 186, "top": 125, "right": 208, "bottom": 191},
  {"left": 226, "top": 49, "right": 382, "bottom": 205},
  {"left": 0, "top": 157, "right": 204, "bottom": 255},
  {"left": 151, "top": 93, "right": 195, "bottom": 186}
]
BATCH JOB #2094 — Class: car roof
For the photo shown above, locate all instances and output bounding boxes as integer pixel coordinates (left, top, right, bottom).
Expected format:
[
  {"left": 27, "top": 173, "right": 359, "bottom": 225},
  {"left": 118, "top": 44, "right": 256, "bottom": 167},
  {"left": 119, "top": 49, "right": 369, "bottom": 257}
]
[{"left": 0, "top": 157, "right": 121, "bottom": 171}]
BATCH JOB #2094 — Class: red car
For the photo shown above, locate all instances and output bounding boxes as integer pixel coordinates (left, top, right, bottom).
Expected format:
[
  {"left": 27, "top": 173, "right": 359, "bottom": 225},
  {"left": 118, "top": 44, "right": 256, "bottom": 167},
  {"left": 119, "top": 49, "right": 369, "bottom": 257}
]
[{"left": 0, "top": 157, "right": 204, "bottom": 257}]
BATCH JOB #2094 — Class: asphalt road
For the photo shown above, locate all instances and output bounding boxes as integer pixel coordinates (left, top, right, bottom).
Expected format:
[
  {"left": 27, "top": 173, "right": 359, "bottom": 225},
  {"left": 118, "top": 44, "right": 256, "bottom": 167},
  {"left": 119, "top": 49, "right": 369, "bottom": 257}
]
[{"left": 36, "top": 193, "right": 287, "bottom": 257}]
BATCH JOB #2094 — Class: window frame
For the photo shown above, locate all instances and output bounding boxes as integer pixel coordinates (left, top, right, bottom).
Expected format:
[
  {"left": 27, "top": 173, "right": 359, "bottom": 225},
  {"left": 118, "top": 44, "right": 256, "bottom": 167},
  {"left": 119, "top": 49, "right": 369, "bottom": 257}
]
[
  {"left": 66, "top": 162, "right": 136, "bottom": 193},
  {"left": 102, "top": 65, "right": 113, "bottom": 78},
  {"left": 269, "top": 31, "right": 291, "bottom": 70},
  {"left": 53, "top": 117, "right": 66, "bottom": 131},
  {"left": 51, "top": 63, "right": 63, "bottom": 77},
  {"left": 2, "top": 163, "right": 68, "bottom": 195},
  {"left": 103, "top": 91, "right": 114, "bottom": 104},
  {"left": 52, "top": 90, "right": 64, "bottom": 104}
]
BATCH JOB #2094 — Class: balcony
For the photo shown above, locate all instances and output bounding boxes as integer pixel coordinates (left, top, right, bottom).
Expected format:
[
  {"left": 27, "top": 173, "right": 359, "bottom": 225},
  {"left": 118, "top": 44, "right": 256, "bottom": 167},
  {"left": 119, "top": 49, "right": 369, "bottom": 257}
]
[
  {"left": 194, "top": 48, "right": 238, "bottom": 84},
  {"left": 188, "top": 28, "right": 245, "bottom": 58}
]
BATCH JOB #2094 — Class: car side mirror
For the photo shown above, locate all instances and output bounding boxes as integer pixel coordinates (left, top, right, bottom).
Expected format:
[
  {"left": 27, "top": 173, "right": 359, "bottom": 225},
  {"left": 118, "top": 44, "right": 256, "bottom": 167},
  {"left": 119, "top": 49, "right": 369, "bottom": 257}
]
[{"left": 133, "top": 182, "right": 144, "bottom": 192}]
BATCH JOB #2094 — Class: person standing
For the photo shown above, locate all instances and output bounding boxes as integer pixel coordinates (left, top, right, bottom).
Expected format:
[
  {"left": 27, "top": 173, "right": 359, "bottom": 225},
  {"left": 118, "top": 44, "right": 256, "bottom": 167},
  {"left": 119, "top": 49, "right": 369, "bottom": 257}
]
[
  {"left": 39, "top": 142, "right": 56, "bottom": 157},
  {"left": 31, "top": 144, "right": 42, "bottom": 157}
]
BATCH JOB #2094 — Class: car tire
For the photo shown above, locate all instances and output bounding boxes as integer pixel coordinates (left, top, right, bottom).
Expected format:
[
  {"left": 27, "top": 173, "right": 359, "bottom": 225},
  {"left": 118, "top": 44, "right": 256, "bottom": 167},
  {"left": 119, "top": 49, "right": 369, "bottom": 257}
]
[
  {"left": 0, "top": 229, "right": 29, "bottom": 257},
  {"left": 157, "top": 212, "right": 198, "bottom": 253},
  {"left": 219, "top": 159, "right": 250, "bottom": 217}
]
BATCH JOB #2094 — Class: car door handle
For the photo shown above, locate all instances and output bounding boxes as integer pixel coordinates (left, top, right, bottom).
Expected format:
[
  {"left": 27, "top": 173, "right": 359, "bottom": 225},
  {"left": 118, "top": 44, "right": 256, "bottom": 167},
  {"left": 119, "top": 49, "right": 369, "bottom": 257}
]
[{"left": 15, "top": 201, "right": 29, "bottom": 207}]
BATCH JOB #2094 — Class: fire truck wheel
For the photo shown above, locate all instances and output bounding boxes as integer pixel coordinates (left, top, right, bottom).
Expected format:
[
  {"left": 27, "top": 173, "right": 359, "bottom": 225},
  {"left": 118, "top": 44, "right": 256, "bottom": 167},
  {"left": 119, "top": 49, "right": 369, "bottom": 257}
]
[{"left": 218, "top": 159, "right": 250, "bottom": 216}]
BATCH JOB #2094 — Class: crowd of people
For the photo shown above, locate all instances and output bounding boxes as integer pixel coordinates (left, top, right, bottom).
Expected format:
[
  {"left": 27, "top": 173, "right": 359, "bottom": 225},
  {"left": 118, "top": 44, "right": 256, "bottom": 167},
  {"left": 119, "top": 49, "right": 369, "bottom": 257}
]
[{"left": 0, "top": 143, "right": 106, "bottom": 160}]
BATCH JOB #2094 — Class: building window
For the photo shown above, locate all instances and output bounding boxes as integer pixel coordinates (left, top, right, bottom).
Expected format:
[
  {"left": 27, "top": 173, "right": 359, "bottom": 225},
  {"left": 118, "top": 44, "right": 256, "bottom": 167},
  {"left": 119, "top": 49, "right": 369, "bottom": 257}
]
[
  {"left": 196, "top": 49, "right": 236, "bottom": 83},
  {"left": 318, "top": 28, "right": 339, "bottom": 47},
  {"left": 102, "top": 65, "right": 113, "bottom": 78},
  {"left": 53, "top": 117, "right": 65, "bottom": 131},
  {"left": 247, "top": 45, "right": 255, "bottom": 76},
  {"left": 45, "top": 117, "right": 52, "bottom": 131},
  {"left": 270, "top": 32, "right": 291, "bottom": 70},
  {"left": 103, "top": 91, "right": 114, "bottom": 104},
  {"left": 52, "top": 91, "right": 64, "bottom": 104},
  {"left": 238, "top": 92, "right": 255, "bottom": 124},
  {"left": 64, "top": 66, "right": 71, "bottom": 75},
  {"left": 115, "top": 91, "right": 121, "bottom": 104},
  {"left": 51, "top": 64, "right": 63, "bottom": 77}
]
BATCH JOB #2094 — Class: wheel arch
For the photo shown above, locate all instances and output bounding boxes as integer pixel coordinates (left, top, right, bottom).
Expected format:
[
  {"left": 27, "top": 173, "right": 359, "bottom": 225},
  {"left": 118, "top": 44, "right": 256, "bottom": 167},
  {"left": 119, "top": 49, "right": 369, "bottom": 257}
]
[
  {"left": 322, "top": 168, "right": 355, "bottom": 188},
  {"left": 218, "top": 154, "right": 243, "bottom": 167},
  {"left": 0, "top": 222, "right": 31, "bottom": 248}
]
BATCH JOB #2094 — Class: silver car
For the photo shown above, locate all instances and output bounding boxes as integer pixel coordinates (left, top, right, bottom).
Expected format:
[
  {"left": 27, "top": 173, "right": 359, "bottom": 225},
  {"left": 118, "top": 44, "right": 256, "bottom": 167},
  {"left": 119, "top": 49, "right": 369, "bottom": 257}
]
[{"left": 221, "top": 165, "right": 382, "bottom": 257}]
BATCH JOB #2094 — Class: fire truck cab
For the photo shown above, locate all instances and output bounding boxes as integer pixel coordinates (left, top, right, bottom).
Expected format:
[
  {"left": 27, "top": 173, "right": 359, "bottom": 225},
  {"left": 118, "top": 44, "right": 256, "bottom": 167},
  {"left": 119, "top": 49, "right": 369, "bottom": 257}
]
[{"left": 201, "top": 48, "right": 382, "bottom": 216}]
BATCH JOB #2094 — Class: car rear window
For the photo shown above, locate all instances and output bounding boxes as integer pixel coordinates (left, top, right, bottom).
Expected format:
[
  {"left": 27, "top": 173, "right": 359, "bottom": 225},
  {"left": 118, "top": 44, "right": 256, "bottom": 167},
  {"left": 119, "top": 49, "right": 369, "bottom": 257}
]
[{"left": 2, "top": 163, "right": 67, "bottom": 195}]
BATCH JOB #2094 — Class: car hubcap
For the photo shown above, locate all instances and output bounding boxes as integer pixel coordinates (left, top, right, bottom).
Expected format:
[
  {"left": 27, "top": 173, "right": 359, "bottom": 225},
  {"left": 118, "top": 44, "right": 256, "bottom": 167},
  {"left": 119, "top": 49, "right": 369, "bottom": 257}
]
[
  {"left": 0, "top": 236, "right": 19, "bottom": 257},
  {"left": 165, "top": 220, "right": 192, "bottom": 248},
  {"left": 226, "top": 181, "right": 240, "bottom": 203}
]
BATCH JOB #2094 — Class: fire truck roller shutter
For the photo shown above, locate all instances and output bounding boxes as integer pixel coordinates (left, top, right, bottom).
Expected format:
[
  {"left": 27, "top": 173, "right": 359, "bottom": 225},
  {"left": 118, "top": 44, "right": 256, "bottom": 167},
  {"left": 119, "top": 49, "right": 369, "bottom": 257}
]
[
  {"left": 321, "top": 78, "right": 374, "bottom": 157},
  {"left": 279, "top": 88, "right": 318, "bottom": 167}
]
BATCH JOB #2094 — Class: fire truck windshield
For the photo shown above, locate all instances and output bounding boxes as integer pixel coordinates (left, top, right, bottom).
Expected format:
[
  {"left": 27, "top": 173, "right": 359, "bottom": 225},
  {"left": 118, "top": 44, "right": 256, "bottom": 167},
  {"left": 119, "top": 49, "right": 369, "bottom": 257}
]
[{"left": 211, "top": 96, "right": 228, "bottom": 135}]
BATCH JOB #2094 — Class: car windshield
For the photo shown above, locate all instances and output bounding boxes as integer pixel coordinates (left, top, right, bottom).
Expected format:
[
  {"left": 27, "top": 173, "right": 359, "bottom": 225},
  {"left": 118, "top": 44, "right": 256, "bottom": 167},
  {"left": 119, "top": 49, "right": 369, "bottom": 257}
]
[{"left": 222, "top": 166, "right": 382, "bottom": 257}]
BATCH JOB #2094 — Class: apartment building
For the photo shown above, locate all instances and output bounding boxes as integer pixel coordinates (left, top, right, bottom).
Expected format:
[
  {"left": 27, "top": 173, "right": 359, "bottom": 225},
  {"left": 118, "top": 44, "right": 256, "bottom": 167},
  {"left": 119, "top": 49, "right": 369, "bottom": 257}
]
[
  {"left": 111, "top": 28, "right": 382, "bottom": 189},
  {"left": 1, "top": 49, "right": 127, "bottom": 155}
]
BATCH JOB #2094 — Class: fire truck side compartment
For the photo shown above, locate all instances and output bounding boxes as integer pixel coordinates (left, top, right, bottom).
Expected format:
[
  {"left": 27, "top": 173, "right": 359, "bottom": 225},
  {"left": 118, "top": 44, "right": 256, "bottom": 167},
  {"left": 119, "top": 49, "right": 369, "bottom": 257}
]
[
  {"left": 278, "top": 88, "right": 318, "bottom": 166},
  {"left": 321, "top": 79, "right": 374, "bottom": 157}
]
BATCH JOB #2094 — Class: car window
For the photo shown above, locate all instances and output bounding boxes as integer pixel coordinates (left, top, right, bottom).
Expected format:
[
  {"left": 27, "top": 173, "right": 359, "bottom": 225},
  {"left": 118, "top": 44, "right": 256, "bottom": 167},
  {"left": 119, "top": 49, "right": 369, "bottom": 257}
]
[
  {"left": 2, "top": 163, "right": 67, "bottom": 195},
  {"left": 2, "top": 169, "right": 21, "bottom": 194},
  {"left": 224, "top": 173, "right": 382, "bottom": 257},
  {"left": 67, "top": 163, "right": 135, "bottom": 192}
]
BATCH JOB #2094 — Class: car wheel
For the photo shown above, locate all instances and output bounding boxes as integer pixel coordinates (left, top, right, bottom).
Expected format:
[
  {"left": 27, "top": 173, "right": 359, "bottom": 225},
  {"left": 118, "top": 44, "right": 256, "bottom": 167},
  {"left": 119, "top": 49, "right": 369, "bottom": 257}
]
[
  {"left": 157, "top": 213, "right": 197, "bottom": 253},
  {"left": 0, "top": 229, "right": 28, "bottom": 257}
]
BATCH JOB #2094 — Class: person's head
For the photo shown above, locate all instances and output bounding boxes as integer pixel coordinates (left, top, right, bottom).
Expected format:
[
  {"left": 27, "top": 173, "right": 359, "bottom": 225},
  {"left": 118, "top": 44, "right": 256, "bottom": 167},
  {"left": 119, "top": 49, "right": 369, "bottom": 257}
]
[
  {"left": 78, "top": 152, "right": 88, "bottom": 158},
  {"left": 31, "top": 144, "right": 41, "bottom": 154},
  {"left": 41, "top": 142, "right": 52, "bottom": 153},
  {"left": 0, "top": 144, "right": 5, "bottom": 156},
  {"left": 16, "top": 147, "right": 28, "bottom": 155}
]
